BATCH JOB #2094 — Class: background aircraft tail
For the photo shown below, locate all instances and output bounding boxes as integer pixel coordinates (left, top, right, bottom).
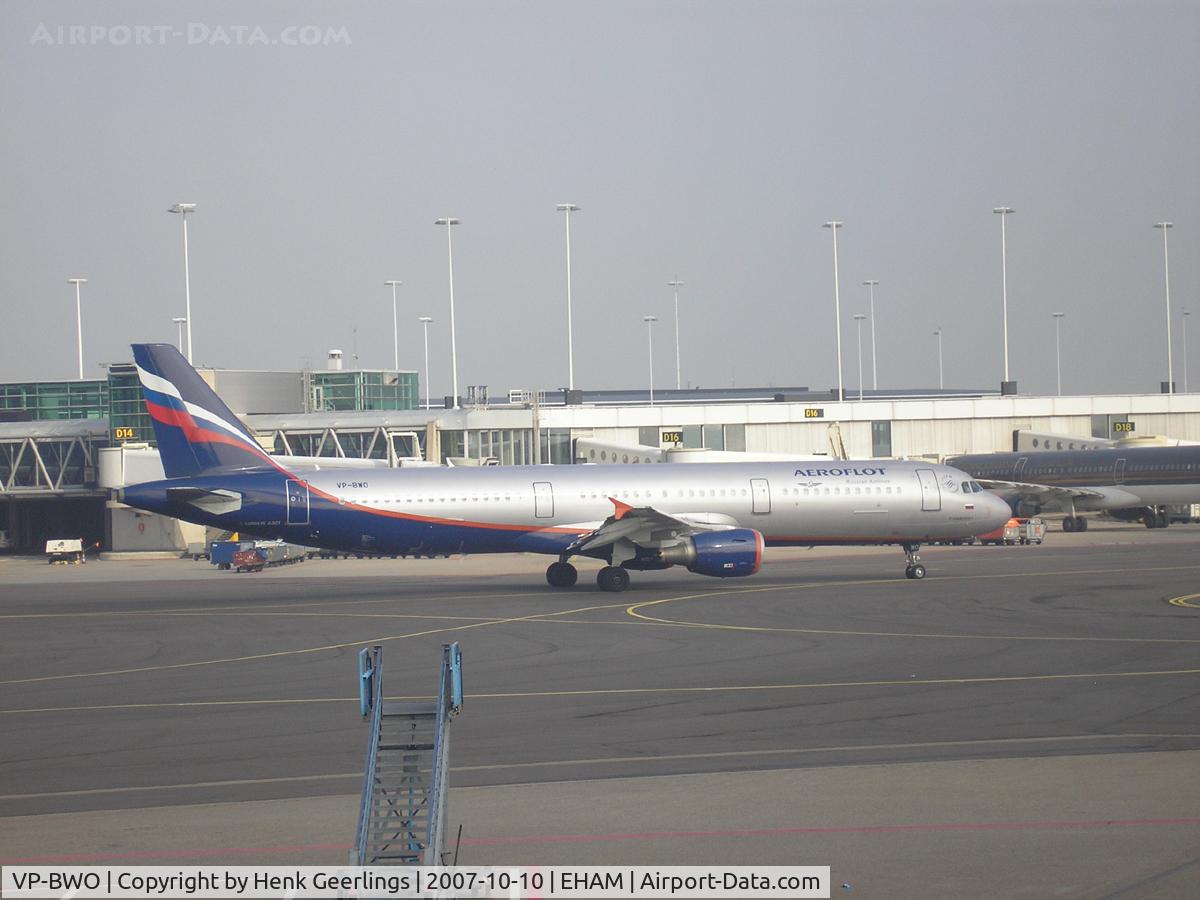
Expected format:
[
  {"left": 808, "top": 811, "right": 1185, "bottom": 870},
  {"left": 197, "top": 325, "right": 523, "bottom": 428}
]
[{"left": 132, "top": 343, "right": 276, "bottom": 478}]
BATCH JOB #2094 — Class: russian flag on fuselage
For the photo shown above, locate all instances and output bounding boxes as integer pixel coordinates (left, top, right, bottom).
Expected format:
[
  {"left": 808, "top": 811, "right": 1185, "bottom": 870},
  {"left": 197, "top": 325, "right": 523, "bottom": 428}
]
[{"left": 132, "top": 343, "right": 278, "bottom": 478}]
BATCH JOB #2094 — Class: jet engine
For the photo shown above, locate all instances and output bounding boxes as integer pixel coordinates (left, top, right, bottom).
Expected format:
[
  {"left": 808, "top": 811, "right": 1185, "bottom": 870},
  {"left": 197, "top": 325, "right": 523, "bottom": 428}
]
[
  {"left": 658, "top": 528, "right": 764, "bottom": 578},
  {"left": 1014, "top": 498, "right": 1041, "bottom": 518}
]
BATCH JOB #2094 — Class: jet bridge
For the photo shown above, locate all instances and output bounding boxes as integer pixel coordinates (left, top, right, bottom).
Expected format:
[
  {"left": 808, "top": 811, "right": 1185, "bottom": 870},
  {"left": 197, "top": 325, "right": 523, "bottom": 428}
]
[{"left": 353, "top": 643, "right": 464, "bottom": 866}]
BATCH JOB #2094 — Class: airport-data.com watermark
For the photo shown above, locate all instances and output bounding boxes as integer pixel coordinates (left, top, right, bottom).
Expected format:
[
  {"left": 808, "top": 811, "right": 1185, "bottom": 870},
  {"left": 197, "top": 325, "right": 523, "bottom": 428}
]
[{"left": 30, "top": 22, "right": 351, "bottom": 48}]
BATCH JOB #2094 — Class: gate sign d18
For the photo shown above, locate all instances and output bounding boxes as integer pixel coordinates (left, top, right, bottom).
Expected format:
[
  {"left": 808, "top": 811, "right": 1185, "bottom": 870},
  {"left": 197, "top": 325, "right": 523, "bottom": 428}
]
[{"left": 1113, "top": 421, "right": 1135, "bottom": 433}]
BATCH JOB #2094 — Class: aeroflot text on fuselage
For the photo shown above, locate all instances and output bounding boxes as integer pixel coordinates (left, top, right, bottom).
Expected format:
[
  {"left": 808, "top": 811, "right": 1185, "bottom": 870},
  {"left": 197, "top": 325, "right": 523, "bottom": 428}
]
[{"left": 794, "top": 467, "right": 887, "bottom": 477}]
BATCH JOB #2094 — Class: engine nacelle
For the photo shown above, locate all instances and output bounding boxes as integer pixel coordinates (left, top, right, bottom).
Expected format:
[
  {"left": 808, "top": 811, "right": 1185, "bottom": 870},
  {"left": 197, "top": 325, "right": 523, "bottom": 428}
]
[
  {"left": 1014, "top": 498, "right": 1041, "bottom": 518},
  {"left": 658, "top": 528, "right": 764, "bottom": 578}
]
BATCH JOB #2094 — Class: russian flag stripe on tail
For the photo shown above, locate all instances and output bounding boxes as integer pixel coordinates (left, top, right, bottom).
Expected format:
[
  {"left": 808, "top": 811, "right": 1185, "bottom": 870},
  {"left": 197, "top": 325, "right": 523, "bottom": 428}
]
[{"left": 132, "top": 343, "right": 278, "bottom": 478}]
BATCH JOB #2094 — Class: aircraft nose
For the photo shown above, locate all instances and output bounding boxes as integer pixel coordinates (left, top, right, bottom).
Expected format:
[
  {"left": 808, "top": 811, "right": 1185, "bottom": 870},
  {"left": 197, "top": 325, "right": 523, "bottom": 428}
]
[{"left": 983, "top": 492, "right": 1012, "bottom": 527}]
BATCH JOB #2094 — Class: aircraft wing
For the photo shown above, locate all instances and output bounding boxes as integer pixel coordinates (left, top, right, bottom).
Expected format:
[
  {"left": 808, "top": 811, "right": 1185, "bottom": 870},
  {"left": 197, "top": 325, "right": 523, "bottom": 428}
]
[
  {"left": 976, "top": 479, "right": 1108, "bottom": 501},
  {"left": 565, "top": 498, "right": 734, "bottom": 555}
]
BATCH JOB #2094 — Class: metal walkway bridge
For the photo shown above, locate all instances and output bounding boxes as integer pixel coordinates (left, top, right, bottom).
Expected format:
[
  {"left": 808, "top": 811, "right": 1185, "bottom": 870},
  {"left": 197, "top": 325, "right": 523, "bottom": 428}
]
[{"left": 352, "top": 643, "right": 464, "bottom": 866}]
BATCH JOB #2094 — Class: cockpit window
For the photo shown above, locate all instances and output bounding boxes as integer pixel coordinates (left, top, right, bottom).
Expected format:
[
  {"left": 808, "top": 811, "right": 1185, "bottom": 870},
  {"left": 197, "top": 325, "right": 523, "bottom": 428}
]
[
  {"left": 962, "top": 481, "right": 971, "bottom": 493},
  {"left": 970, "top": 481, "right": 984, "bottom": 493}
]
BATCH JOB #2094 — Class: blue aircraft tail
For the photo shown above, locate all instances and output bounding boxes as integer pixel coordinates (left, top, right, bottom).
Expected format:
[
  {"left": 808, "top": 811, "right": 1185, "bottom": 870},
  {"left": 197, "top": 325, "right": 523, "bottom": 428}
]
[{"left": 132, "top": 343, "right": 277, "bottom": 478}]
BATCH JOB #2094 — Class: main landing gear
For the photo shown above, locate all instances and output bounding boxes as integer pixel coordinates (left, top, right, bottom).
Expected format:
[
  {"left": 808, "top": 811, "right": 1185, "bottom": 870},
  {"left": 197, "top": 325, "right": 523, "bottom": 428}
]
[
  {"left": 1062, "top": 515, "right": 1088, "bottom": 532},
  {"left": 902, "top": 544, "right": 926, "bottom": 580},
  {"left": 596, "top": 566, "right": 631, "bottom": 592},
  {"left": 545, "top": 560, "right": 632, "bottom": 592},
  {"left": 1144, "top": 507, "right": 1169, "bottom": 529},
  {"left": 545, "top": 561, "right": 578, "bottom": 588}
]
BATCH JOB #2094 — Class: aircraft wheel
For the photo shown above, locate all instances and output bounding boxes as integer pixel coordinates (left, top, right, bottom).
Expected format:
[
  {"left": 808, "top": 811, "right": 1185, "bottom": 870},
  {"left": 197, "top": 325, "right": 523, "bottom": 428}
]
[
  {"left": 905, "top": 563, "right": 926, "bottom": 580},
  {"left": 1062, "top": 517, "right": 1076, "bottom": 532},
  {"left": 546, "top": 561, "right": 578, "bottom": 588},
  {"left": 1077, "top": 516, "right": 1088, "bottom": 531},
  {"left": 597, "top": 565, "right": 631, "bottom": 592},
  {"left": 1158, "top": 511, "right": 1170, "bottom": 528}
]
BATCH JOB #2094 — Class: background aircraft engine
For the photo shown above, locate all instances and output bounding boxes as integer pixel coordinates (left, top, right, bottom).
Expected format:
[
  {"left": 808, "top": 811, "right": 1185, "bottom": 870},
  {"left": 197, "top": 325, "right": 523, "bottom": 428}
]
[
  {"left": 1015, "top": 499, "right": 1042, "bottom": 517},
  {"left": 658, "top": 528, "right": 764, "bottom": 578}
]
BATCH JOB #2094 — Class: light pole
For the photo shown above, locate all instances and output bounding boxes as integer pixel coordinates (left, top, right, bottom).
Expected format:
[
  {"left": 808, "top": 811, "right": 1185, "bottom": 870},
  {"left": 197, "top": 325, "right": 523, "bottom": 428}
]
[
  {"left": 861, "top": 279, "right": 878, "bottom": 390},
  {"left": 172, "top": 316, "right": 187, "bottom": 351},
  {"left": 168, "top": 203, "right": 196, "bottom": 363},
  {"left": 418, "top": 316, "right": 433, "bottom": 409},
  {"left": 1154, "top": 222, "right": 1173, "bottom": 393},
  {"left": 1052, "top": 312, "right": 1065, "bottom": 396},
  {"left": 556, "top": 204, "right": 579, "bottom": 391},
  {"left": 643, "top": 315, "right": 657, "bottom": 406},
  {"left": 67, "top": 278, "right": 87, "bottom": 379},
  {"left": 993, "top": 207, "right": 1014, "bottom": 388},
  {"left": 435, "top": 218, "right": 461, "bottom": 408},
  {"left": 384, "top": 280, "right": 403, "bottom": 370},
  {"left": 668, "top": 277, "right": 684, "bottom": 390},
  {"left": 823, "top": 221, "right": 844, "bottom": 399},
  {"left": 1183, "top": 308, "right": 1191, "bottom": 393},
  {"left": 934, "top": 327, "right": 944, "bottom": 390},
  {"left": 853, "top": 313, "right": 866, "bottom": 400}
]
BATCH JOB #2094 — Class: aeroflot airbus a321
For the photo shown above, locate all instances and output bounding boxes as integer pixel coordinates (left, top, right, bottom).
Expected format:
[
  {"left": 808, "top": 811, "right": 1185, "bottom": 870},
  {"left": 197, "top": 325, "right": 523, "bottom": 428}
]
[{"left": 120, "top": 344, "right": 1010, "bottom": 590}]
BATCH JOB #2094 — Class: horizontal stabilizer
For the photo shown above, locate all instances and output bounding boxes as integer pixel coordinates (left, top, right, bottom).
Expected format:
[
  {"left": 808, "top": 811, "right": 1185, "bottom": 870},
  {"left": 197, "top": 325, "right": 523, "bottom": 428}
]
[{"left": 165, "top": 486, "right": 243, "bottom": 515}]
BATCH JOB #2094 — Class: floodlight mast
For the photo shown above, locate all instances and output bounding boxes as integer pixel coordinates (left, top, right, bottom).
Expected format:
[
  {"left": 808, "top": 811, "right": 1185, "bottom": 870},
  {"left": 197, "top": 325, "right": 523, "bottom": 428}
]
[
  {"left": 435, "top": 218, "right": 461, "bottom": 407},
  {"left": 1155, "top": 222, "right": 1174, "bottom": 393},
  {"left": 168, "top": 203, "right": 197, "bottom": 363},
  {"left": 993, "top": 207, "right": 1014, "bottom": 383},
  {"left": 67, "top": 278, "right": 88, "bottom": 379},
  {"left": 384, "top": 280, "right": 403, "bottom": 370},
  {"left": 862, "top": 280, "right": 879, "bottom": 390},
  {"left": 557, "top": 204, "right": 580, "bottom": 391},
  {"left": 643, "top": 315, "right": 657, "bottom": 406},
  {"left": 823, "top": 221, "right": 844, "bottom": 399}
]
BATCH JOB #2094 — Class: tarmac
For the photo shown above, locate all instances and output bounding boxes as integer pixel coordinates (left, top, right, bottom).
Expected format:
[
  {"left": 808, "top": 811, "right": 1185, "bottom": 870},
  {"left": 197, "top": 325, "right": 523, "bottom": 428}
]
[{"left": 2, "top": 522, "right": 1199, "bottom": 897}]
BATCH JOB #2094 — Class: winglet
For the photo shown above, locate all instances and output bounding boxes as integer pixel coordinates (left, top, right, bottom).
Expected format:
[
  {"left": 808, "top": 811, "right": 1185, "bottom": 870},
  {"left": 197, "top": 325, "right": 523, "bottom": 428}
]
[{"left": 608, "top": 497, "right": 633, "bottom": 520}]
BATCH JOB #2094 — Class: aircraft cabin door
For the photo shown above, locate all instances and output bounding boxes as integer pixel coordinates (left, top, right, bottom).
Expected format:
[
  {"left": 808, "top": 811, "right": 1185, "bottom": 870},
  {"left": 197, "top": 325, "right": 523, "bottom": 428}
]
[
  {"left": 1114, "top": 458, "right": 1126, "bottom": 485},
  {"left": 750, "top": 478, "right": 771, "bottom": 514},
  {"left": 916, "top": 468, "right": 941, "bottom": 511},
  {"left": 533, "top": 481, "right": 554, "bottom": 518},
  {"left": 1014, "top": 456, "right": 1029, "bottom": 480},
  {"left": 285, "top": 479, "right": 310, "bottom": 525}
]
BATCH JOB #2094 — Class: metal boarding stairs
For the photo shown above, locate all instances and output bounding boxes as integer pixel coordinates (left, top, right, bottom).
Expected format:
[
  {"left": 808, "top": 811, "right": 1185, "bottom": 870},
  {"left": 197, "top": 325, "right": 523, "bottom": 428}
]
[{"left": 353, "top": 643, "right": 464, "bottom": 866}]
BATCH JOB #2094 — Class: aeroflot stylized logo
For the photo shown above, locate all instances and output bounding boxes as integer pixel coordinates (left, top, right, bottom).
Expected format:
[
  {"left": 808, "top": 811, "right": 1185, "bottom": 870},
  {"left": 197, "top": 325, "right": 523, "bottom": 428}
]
[{"left": 794, "top": 467, "right": 887, "bottom": 477}]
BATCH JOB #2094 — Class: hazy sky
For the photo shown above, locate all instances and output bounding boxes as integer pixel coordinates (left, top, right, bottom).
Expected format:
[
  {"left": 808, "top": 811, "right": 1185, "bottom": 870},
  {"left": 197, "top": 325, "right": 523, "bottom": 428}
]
[{"left": 2, "top": 1, "right": 1197, "bottom": 398}]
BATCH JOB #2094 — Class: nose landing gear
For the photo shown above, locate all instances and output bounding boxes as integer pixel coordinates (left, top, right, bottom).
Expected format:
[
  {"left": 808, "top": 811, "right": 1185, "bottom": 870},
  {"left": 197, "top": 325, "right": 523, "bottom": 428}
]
[{"left": 903, "top": 544, "right": 926, "bottom": 580}]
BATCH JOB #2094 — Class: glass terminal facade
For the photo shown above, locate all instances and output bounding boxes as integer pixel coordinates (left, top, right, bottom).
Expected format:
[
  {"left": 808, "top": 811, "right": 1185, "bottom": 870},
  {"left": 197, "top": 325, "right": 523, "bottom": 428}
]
[
  {"left": 0, "top": 380, "right": 108, "bottom": 422},
  {"left": 1, "top": 367, "right": 420, "bottom": 445},
  {"left": 309, "top": 371, "right": 419, "bottom": 412}
]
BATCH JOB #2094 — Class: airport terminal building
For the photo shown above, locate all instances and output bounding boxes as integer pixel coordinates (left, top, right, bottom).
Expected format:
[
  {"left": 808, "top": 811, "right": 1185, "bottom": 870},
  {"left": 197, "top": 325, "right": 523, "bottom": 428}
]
[{"left": 3, "top": 357, "right": 1200, "bottom": 552}]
